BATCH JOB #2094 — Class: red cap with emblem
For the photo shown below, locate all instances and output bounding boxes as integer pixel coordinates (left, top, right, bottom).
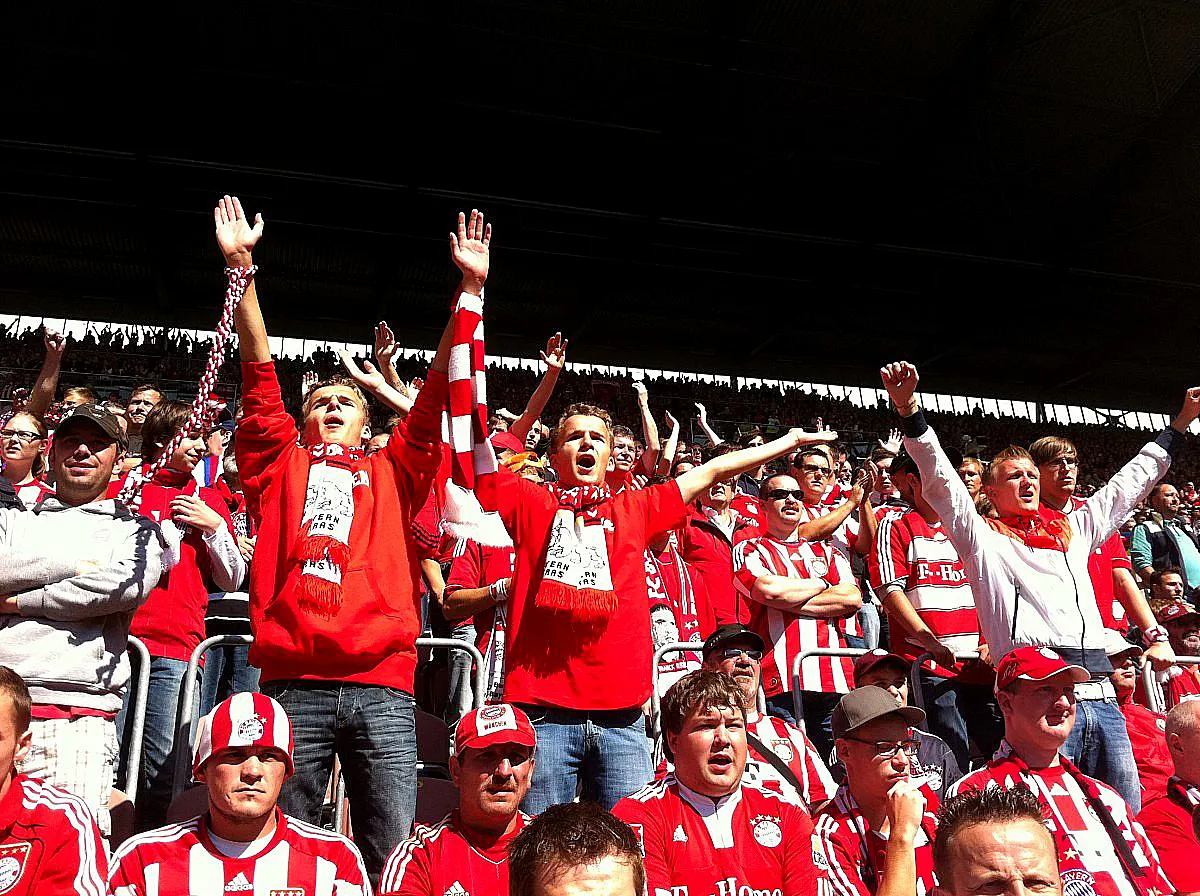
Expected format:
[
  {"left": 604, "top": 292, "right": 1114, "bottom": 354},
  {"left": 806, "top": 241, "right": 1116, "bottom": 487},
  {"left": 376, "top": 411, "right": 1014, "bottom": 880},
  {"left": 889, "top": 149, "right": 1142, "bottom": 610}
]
[
  {"left": 455, "top": 704, "right": 536, "bottom": 757},
  {"left": 193, "top": 692, "right": 295, "bottom": 776},
  {"left": 1159, "top": 600, "right": 1200, "bottom": 625},
  {"left": 995, "top": 646, "right": 1090, "bottom": 691}
]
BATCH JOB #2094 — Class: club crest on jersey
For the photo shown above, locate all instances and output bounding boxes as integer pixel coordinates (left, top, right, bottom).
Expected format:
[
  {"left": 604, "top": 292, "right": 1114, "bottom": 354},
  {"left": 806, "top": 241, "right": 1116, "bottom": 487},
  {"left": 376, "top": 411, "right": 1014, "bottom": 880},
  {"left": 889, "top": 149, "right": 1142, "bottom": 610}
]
[
  {"left": 1060, "top": 869, "right": 1097, "bottom": 896},
  {"left": 750, "top": 815, "right": 782, "bottom": 848},
  {"left": 0, "top": 842, "right": 30, "bottom": 895},
  {"left": 269, "top": 890, "right": 306, "bottom": 896},
  {"left": 237, "top": 714, "right": 267, "bottom": 741},
  {"left": 769, "top": 740, "right": 795, "bottom": 763}
]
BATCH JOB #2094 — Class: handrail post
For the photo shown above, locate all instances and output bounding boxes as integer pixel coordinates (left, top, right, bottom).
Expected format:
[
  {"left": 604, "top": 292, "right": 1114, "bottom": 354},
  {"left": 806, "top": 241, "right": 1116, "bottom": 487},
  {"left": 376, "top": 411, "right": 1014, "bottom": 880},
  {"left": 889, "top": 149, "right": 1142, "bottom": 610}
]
[{"left": 124, "top": 636, "right": 152, "bottom": 804}]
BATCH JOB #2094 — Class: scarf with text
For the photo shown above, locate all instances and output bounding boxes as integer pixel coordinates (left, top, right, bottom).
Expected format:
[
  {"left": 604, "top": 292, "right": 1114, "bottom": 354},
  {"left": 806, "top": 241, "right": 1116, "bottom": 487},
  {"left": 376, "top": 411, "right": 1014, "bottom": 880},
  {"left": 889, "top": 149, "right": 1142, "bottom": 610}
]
[
  {"left": 537, "top": 484, "right": 616, "bottom": 618},
  {"left": 295, "top": 443, "right": 363, "bottom": 619}
]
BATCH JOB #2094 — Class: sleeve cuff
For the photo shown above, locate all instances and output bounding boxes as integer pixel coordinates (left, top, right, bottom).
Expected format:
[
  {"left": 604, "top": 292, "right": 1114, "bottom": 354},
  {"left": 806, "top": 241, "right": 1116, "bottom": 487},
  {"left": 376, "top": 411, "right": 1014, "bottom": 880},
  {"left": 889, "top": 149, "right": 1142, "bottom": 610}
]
[
  {"left": 900, "top": 410, "right": 929, "bottom": 439},
  {"left": 240, "top": 361, "right": 282, "bottom": 397},
  {"left": 1155, "top": 427, "right": 1185, "bottom": 459}
]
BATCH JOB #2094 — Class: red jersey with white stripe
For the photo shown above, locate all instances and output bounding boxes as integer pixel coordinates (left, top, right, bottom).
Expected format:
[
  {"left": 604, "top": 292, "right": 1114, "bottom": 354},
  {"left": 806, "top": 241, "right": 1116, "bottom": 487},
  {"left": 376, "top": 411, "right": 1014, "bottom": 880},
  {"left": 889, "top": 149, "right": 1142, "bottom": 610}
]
[
  {"left": 734, "top": 536, "right": 857, "bottom": 695},
  {"left": 742, "top": 711, "right": 837, "bottom": 808},
  {"left": 14, "top": 478, "right": 54, "bottom": 510},
  {"left": 0, "top": 774, "right": 106, "bottom": 896},
  {"left": 1159, "top": 663, "right": 1200, "bottom": 709},
  {"left": 612, "top": 776, "right": 821, "bottom": 896},
  {"left": 1117, "top": 697, "right": 1171, "bottom": 805},
  {"left": 445, "top": 537, "right": 515, "bottom": 654},
  {"left": 796, "top": 501, "right": 861, "bottom": 639},
  {"left": 1040, "top": 499, "right": 1133, "bottom": 633},
  {"left": 378, "top": 810, "right": 527, "bottom": 896},
  {"left": 109, "top": 810, "right": 369, "bottom": 896},
  {"left": 868, "top": 507, "right": 982, "bottom": 677},
  {"left": 948, "top": 744, "right": 1170, "bottom": 896},
  {"left": 813, "top": 784, "right": 939, "bottom": 896}
]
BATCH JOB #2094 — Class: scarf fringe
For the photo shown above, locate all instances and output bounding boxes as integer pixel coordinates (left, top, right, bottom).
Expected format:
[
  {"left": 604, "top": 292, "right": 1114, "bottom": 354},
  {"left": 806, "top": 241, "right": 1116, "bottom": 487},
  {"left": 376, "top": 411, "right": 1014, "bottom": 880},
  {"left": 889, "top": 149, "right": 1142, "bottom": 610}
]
[
  {"left": 297, "top": 575, "right": 342, "bottom": 620},
  {"left": 535, "top": 580, "right": 617, "bottom": 618},
  {"left": 296, "top": 532, "right": 352, "bottom": 567}
]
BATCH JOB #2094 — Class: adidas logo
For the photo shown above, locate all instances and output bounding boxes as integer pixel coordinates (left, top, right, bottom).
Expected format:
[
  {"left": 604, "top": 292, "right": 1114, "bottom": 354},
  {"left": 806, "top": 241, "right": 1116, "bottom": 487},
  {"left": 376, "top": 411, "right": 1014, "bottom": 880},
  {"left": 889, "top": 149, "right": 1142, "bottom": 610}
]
[
  {"left": 673, "top": 825, "right": 688, "bottom": 843},
  {"left": 444, "top": 883, "right": 470, "bottom": 896},
  {"left": 226, "top": 872, "right": 253, "bottom": 892}
]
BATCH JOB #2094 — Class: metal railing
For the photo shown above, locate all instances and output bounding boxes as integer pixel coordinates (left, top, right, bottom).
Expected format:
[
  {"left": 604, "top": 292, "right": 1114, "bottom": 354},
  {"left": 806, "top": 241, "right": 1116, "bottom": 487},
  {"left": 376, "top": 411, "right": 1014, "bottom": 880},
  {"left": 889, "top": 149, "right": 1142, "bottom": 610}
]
[
  {"left": 1141, "top": 654, "right": 1200, "bottom": 713},
  {"left": 171, "top": 635, "right": 486, "bottom": 799},
  {"left": 648, "top": 641, "right": 768, "bottom": 739},
  {"left": 909, "top": 651, "right": 982, "bottom": 716},
  {"left": 791, "top": 648, "right": 868, "bottom": 731},
  {"left": 123, "top": 636, "right": 151, "bottom": 804}
]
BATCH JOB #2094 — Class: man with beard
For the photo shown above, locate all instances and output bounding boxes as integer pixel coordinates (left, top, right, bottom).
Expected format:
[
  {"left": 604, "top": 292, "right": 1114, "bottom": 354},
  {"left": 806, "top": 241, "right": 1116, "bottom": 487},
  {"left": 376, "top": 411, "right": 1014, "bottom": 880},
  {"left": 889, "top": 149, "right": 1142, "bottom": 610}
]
[{"left": 1155, "top": 598, "right": 1200, "bottom": 707}]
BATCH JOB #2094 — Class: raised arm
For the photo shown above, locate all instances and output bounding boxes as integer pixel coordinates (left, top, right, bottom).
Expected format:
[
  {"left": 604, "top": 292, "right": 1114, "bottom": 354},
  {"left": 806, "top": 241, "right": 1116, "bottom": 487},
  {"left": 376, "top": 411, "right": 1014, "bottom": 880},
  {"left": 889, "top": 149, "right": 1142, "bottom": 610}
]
[
  {"left": 632, "top": 381, "right": 661, "bottom": 474},
  {"left": 373, "top": 321, "right": 404, "bottom": 389},
  {"left": 694, "top": 402, "right": 724, "bottom": 446},
  {"left": 655, "top": 410, "right": 681, "bottom": 476},
  {"left": 338, "top": 351, "right": 414, "bottom": 416},
  {"left": 510, "top": 332, "right": 566, "bottom": 441},
  {"left": 215, "top": 195, "right": 268, "bottom": 362},
  {"left": 677, "top": 426, "right": 837, "bottom": 505},
  {"left": 25, "top": 327, "right": 66, "bottom": 419}
]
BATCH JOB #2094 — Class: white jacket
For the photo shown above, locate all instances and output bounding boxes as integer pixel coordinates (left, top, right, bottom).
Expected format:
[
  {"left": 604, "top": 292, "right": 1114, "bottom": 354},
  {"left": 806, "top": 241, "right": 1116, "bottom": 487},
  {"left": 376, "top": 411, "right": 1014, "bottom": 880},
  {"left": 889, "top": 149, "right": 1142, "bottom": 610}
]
[{"left": 904, "top": 418, "right": 1174, "bottom": 672}]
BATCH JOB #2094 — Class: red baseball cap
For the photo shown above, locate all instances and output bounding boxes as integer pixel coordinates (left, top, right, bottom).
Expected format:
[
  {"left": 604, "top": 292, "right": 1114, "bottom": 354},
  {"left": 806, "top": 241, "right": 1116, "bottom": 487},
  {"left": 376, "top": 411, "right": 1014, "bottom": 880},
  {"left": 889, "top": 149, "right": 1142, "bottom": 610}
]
[
  {"left": 1159, "top": 600, "right": 1200, "bottom": 625},
  {"left": 853, "top": 649, "right": 909, "bottom": 685},
  {"left": 995, "top": 646, "right": 1089, "bottom": 691},
  {"left": 193, "top": 693, "right": 294, "bottom": 777},
  {"left": 455, "top": 704, "right": 537, "bottom": 758},
  {"left": 489, "top": 432, "right": 526, "bottom": 456}
]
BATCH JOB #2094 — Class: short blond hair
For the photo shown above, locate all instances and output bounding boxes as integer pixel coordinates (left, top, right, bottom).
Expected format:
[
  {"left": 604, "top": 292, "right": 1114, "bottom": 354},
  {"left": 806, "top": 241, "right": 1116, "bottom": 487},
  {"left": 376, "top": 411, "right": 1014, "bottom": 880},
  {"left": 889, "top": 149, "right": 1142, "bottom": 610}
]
[
  {"left": 551, "top": 403, "right": 613, "bottom": 453},
  {"left": 984, "top": 446, "right": 1034, "bottom": 486},
  {"left": 301, "top": 377, "right": 368, "bottom": 418}
]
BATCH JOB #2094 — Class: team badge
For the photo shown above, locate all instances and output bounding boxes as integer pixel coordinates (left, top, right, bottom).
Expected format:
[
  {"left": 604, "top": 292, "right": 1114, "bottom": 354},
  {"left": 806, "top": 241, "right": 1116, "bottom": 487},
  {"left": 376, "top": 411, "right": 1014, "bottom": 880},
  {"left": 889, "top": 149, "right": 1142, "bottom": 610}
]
[
  {"left": 479, "top": 705, "right": 507, "bottom": 720},
  {"left": 1061, "top": 869, "right": 1096, "bottom": 896},
  {"left": 769, "top": 740, "right": 795, "bottom": 763},
  {"left": 0, "top": 841, "right": 29, "bottom": 895},
  {"left": 238, "top": 714, "right": 266, "bottom": 741},
  {"left": 1038, "top": 648, "right": 1060, "bottom": 660},
  {"left": 751, "top": 815, "right": 783, "bottom": 848}
]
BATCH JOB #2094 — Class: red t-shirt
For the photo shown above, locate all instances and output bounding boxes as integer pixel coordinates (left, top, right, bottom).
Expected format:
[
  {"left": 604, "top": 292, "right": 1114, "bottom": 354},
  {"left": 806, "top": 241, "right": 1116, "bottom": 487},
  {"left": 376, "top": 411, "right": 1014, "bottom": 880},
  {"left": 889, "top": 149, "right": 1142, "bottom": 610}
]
[
  {"left": 1163, "top": 664, "right": 1200, "bottom": 709},
  {"left": 495, "top": 473, "right": 687, "bottom": 710},
  {"left": 1118, "top": 696, "right": 1171, "bottom": 805},
  {"left": 379, "top": 810, "right": 527, "bottom": 896},
  {"left": 678, "top": 507, "right": 761, "bottom": 626},
  {"left": 613, "top": 777, "right": 820, "bottom": 896},
  {"left": 0, "top": 775, "right": 107, "bottom": 896},
  {"left": 444, "top": 538, "right": 515, "bottom": 654},
  {"left": 1137, "top": 786, "right": 1200, "bottom": 895}
]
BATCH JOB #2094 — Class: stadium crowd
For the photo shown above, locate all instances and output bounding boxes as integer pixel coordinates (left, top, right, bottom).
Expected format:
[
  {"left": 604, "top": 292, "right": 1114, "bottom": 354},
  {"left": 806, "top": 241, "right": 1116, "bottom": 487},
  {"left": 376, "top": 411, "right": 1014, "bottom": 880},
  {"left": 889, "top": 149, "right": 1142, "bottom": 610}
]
[{"left": 0, "top": 196, "right": 1199, "bottom": 896}]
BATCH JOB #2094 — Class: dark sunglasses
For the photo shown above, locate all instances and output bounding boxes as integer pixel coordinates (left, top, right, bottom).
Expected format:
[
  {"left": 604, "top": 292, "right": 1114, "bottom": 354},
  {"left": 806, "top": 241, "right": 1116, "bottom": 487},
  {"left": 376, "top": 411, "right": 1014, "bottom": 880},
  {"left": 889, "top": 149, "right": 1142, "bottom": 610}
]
[{"left": 765, "top": 488, "right": 805, "bottom": 501}]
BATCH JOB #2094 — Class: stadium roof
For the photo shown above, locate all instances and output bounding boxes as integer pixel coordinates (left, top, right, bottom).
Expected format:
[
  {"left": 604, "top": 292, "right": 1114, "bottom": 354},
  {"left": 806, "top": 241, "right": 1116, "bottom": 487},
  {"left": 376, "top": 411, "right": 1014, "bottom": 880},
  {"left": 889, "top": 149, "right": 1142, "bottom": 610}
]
[{"left": 4, "top": 1, "right": 1200, "bottom": 412}]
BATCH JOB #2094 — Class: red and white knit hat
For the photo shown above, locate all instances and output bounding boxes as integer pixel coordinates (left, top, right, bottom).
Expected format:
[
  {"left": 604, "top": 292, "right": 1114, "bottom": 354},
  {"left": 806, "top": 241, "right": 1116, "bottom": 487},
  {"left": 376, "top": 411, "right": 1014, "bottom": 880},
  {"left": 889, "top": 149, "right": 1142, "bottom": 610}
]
[{"left": 193, "top": 692, "right": 294, "bottom": 777}]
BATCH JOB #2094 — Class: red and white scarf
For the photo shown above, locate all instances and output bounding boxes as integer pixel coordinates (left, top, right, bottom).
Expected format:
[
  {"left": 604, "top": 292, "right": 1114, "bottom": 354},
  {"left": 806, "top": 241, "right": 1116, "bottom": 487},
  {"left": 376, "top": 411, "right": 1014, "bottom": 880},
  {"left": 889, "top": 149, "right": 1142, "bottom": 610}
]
[
  {"left": 440, "top": 290, "right": 509, "bottom": 547},
  {"left": 537, "top": 484, "right": 616, "bottom": 619},
  {"left": 295, "top": 443, "right": 362, "bottom": 619}
]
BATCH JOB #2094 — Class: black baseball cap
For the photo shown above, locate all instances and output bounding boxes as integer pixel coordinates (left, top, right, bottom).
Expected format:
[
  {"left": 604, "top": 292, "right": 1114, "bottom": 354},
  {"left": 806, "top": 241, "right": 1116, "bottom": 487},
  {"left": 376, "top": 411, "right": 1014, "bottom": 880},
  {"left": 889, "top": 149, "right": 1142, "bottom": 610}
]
[
  {"left": 831, "top": 686, "right": 925, "bottom": 739},
  {"left": 702, "top": 624, "right": 765, "bottom": 658},
  {"left": 889, "top": 443, "right": 962, "bottom": 477},
  {"left": 55, "top": 404, "right": 128, "bottom": 450}
]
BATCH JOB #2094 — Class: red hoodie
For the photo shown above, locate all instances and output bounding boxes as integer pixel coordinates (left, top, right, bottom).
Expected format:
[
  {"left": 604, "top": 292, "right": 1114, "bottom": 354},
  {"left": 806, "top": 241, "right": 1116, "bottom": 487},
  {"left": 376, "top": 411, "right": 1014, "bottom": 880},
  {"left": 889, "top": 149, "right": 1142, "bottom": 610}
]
[{"left": 235, "top": 361, "right": 447, "bottom": 690}]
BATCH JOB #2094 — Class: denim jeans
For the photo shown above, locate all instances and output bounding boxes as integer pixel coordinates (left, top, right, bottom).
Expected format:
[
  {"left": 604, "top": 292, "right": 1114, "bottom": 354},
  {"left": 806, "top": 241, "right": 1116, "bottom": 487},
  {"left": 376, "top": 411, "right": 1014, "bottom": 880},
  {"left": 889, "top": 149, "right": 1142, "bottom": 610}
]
[
  {"left": 116, "top": 655, "right": 193, "bottom": 831},
  {"left": 445, "top": 622, "right": 477, "bottom": 724},
  {"left": 263, "top": 681, "right": 417, "bottom": 884},
  {"left": 199, "top": 643, "right": 261, "bottom": 717},
  {"left": 1063, "top": 697, "right": 1142, "bottom": 813},
  {"left": 516, "top": 705, "right": 652, "bottom": 814},
  {"left": 858, "top": 603, "right": 881, "bottom": 650},
  {"left": 768, "top": 691, "right": 841, "bottom": 764},
  {"left": 916, "top": 670, "right": 1004, "bottom": 771}
]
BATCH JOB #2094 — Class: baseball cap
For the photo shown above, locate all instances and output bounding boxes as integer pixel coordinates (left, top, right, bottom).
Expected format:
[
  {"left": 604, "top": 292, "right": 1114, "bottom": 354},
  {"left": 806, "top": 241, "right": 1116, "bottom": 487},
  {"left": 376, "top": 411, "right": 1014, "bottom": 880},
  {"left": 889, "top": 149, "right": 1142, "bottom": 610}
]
[
  {"left": 831, "top": 686, "right": 925, "bottom": 739},
  {"left": 55, "top": 404, "right": 128, "bottom": 450},
  {"left": 702, "top": 624, "right": 766, "bottom": 658},
  {"left": 995, "top": 646, "right": 1090, "bottom": 691},
  {"left": 193, "top": 692, "right": 294, "bottom": 777},
  {"left": 889, "top": 444, "right": 962, "bottom": 477},
  {"left": 489, "top": 432, "right": 526, "bottom": 456},
  {"left": 455, "top": 704, "right": 536, "bottom": 758},
  {"left": 1103, "top": 630, "right": 1143, "bottom": 659},
  {"left": 853, "top": 649, "right": 909, "bottom": 684},
  {"left": 1159, "top": 600, "right": 1200, "bottom": 625}
]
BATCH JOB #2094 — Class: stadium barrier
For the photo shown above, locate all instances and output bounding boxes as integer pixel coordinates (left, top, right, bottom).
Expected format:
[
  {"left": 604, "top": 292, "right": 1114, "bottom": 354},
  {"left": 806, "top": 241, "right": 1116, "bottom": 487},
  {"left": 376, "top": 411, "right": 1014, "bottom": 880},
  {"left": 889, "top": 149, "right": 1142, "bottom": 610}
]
[
  {"left": 171, "top": 635, "right": 486, "bottom": 799},
  {"left": 1140, "top": 654, "right": 1200, "bottom": 713},
  {"left": 122, "top": 636, "right": 151, "bottom": 804},
  {"left": 791, "top": 648, "right": 868, "bottom": 731},
  {"left": 908, "top": 651, "right": 982, "bottom": 717}
]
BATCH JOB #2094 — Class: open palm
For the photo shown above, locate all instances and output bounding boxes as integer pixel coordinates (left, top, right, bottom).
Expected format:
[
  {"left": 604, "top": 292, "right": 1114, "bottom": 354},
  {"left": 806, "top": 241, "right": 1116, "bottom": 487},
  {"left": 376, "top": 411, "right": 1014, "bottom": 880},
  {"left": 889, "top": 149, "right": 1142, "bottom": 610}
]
[
  {"left": 450, "top": 209, "right": 491, "bottom": 288},
  {"left": 214, "top": 195, "right": 264, "bottom": 266}
]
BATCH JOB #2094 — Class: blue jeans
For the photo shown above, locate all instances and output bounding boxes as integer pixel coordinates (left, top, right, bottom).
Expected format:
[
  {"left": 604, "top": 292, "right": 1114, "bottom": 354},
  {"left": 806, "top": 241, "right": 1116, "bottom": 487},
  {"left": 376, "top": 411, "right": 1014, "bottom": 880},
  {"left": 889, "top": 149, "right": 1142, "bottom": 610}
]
[
  {"left": 859, "top": 603, "right": 881, "bottom": 650},
  {"left": 263, "top": 681, "right": 417, "bottom": 884},
  {"left": 769, "top": 691, "right": 840, "bottom": 765},
  {"left": 1063, "top": 697, "right": 1142, "bottom": 813},
  {"left": 516, "top": 705, "right": 652, "bottom": 814},
  {"left": 916, "top": 670, "right": 1003, "bottom": 771},
  {"left": 445, "top": 622, "right": 477, "bottom": 724},
  {"left": 199, "top": 644, "right": 261, "bottom": 717},
  {"left": 117, "top": 655, "right": 193, "bottom": 831}
]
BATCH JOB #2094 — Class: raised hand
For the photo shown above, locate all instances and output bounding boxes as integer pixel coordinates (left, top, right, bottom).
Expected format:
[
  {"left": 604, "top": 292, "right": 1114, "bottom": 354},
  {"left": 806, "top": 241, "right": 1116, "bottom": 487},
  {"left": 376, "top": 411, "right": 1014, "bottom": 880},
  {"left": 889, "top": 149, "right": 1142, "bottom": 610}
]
[
  {"left": 880, "top": 362, "right": 920, "bottom": 412},
  {"left": 374, "top": 321, "right": 399, "bottom": 371},
  {"left": 338, "top": 350, "right": 385, "bottom": 393},
  {"left": 633, "top": 381, "right": 649, "bottom": 402},
  {"left": 878, "top": 427, "right": 903, "bottom": 454},
  {"left": 1172, "top": 386, "right": 1200, "bottom": 432},
  {"left": 695, "top": 402, "right": 708, "bottom": 424},
  {"left": 213, "top": 195, "right": 264, "bottom": 267},
  {"left": 450, "top": 209, "right": 492, "bottom": 294},
  {"left": 301, "top": 370, "right": 319, "bottom": 399},
  {"left": 664, "top": 410, "right": 679, "bottom": 430},
  {"left": 541, "top": 332, "right": 567, "bottom": 370},
  {"left": 789, "top": 426, "right": 838, "bottom": 447},
  {"left": 42, "top": 327, "right": 66, "bottom": 357}
]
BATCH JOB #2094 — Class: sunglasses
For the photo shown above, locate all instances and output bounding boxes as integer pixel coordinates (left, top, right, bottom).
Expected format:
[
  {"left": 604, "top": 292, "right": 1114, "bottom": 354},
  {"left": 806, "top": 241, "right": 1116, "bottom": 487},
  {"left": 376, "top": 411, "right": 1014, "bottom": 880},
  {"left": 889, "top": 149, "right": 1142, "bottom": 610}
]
[
  {"left": 718, "top": 648, "right": 763, "bottom": 661},
  {"left": 764, "top": 488, "right": 804, "bottom": 501}
]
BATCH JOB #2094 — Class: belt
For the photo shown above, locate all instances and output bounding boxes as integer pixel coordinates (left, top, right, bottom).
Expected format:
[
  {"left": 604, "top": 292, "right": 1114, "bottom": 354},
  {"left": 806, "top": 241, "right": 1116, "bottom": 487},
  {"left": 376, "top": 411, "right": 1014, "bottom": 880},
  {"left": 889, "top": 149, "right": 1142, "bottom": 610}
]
[{"left": 1073, "top": 678, "right": 1116, "bottom": 702}]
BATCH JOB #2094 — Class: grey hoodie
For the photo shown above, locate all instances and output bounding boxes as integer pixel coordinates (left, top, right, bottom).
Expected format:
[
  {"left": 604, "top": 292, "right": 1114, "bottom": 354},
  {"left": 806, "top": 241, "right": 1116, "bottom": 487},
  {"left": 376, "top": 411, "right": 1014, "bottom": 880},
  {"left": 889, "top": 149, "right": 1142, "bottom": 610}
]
[{"left": 0, "top": 497, "right": 165, "bottom": 712}]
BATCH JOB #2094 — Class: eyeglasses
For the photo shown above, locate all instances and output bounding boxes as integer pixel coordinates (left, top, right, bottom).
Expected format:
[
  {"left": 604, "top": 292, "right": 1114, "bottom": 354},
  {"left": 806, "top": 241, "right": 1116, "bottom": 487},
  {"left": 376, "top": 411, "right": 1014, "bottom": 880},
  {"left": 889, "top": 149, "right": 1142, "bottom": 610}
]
[
  {"left": 842, "top": 737, "right": 920, "bottom": 759},
  {"left": 799, "top": 464, "right": 831, "bottom": 477},
  {"left": 718, "top": 648, "right": 763, "bottom": 661},
  {"left": 1046, "top": 457, "right": 1078, "bottom": 470},
  {"left": 764, "top": 488, "right": 804, "bottom": 501},
  {"left": 0, "top": 429, "right": 42, "bottom": 443}
]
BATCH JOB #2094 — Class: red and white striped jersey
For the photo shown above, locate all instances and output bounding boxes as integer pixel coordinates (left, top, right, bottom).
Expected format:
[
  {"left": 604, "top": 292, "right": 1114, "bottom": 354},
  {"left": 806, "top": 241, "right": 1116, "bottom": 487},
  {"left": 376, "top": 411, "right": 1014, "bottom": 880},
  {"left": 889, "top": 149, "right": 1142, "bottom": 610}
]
[
  {"left": 813, "top": 784, "right": 939, "bottom": 896},
  {"left": 868, "top": 508, "right": 982, "bottom": 676},
  {"left": 1159, "top": 664, "right": 1200, "bottom": 709},
  {"left": 612, "top": 776, "right": 821, "bottom": 896},
  {"left": 742, "top": 711, "right": 837, "bottom": 808},
  {"left": 14, "top": 478, "right": 54, "bottom": 510},
  {"left": 734, "top": 536, "right": 857, "bottom": 695},
  {"left": 948, "top": 744, "right": 1171, "bottom": 896},
  {"left": 0, "top": 774, "right": 106, "bottom": 896},
  {"left": 109, "top": 810, "right": 370, "bottom": 896},
  {"left": 796, "top": 501, "right": 861, "bottom": 639},
  {"left": 379, "top": 810, "right": 527, "bottom": 896}
]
